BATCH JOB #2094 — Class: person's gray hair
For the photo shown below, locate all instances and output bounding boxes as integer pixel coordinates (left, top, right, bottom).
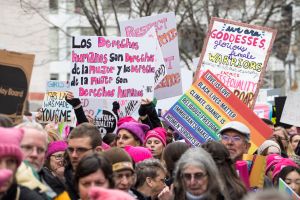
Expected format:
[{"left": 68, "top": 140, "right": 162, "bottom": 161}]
[
  {"left": 15, "top": 121, "right": 48, "bottom": 144},
  {"left": 242, "top": 189, "right": 289, "bottom": 200},
  {"left": 174, "top": 147, "right": 225, "bottom": 194},
  {"left": 135, "top": 158, "right": 166, "bottom": 188}
]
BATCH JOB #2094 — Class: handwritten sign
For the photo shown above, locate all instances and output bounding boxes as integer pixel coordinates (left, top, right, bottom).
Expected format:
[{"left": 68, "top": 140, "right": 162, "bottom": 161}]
[
  {"left": 281, "top": 91, "right": 300, "bottom": 127},
  {"left": 0, "top": 50, "right": 35, "bottom": 124},
  {"left": 279, "top": 178, "right": 300, "bottom": 200},
  {"left": 40, "top": 81, "right": 74, "bottom": 123},
  {"left": 70, "top": 36, "right": 156, "bottom": 100},
  {"left": 195, "top": 18, "right": 277, "bottom": 109},
  {"left": 120, "top": 12, "right": 182, "bottom": 99},
  {"left": 163, "top": 70, "right": 273, "bottom": 154}
]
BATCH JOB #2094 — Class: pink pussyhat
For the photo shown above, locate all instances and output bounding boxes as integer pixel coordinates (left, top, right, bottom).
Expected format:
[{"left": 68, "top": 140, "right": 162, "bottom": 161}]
[
  {"left": 117, "top": 116, "right": 137, "bottom": 127},
  {"left": 124, "top": 145, "right": 153, "bottom": 164},
  {"left": 89, "top": 187, "right": 134, "bottom": 200},
  {"left": 265, "top": 154, "right": 283, "bottom": 175},
  {"left": 272, "top": 158, "right": 298, "bottom": 181},
  {"left": 145, "top": 127, "right": 167, "bottom": 146},
  {"left": 0, "top": 169, "right": 13, "bottom": 187}
]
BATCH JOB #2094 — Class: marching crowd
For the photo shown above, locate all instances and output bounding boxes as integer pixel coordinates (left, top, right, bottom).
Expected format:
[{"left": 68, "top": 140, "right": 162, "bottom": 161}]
[{"left": 0, "top": 93, "right": 299, "bottom": 200}]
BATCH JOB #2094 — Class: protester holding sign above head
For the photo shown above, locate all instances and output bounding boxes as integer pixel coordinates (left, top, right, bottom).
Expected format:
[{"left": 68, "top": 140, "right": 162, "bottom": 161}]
[
  {"left": 138, "top": 98, "right": 162, "bottom": 130},
  {"left": 116, "top": 121, "right": 150, "bottom": 148},
  {"left": 219, "top": 121, "right": 251, "bottom": 162},
  {"left": 65, "top": 91, "right": 89, "bottom": 124},
  {"left": 144, "top": 127, "right": 167, "bottom": 160}
]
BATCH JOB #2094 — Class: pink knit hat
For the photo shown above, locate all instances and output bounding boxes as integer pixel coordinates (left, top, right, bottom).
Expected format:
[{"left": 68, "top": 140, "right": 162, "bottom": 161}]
[
  {"left": 124, "top": 145, "right": 153, "bottom": 164},
  {"left": 0, "top": 127, "right": 24, "bottom": 166},
  {"left": 89, "top": 187, "right": 134, "bottom": 200},
  {"left": 117, "top": 116, "right": 137, "bottom": 127},
  {"left": 266, "top": 154, "right": 283, "bottom": 174},
  {"left": 272, "top": 158, "right": 298, "bottom": 180},
  {"left": 46, "top": 140, "right": 68, "bottom": 158},
  {"left": 145, "top": 127, "right": 167, "bottom": 146},
  {"left": 0, "top": 169, "right": 12, "bottom": 187},
  {"left": 117, "top": 122, "right": 150, "bottom": 144}
]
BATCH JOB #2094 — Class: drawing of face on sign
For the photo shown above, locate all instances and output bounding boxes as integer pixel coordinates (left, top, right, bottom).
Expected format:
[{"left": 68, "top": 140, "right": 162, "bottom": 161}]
[
  {"left": 0, "top": 64, "right": 27, "bottom": 116},
  {"left": 94, "top": 109, "right": 117, "bottom": 136}
]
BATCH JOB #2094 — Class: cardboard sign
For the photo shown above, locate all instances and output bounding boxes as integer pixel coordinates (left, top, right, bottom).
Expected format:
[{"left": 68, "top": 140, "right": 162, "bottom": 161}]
[
  {"left": 120, "top": 12, "right": 182, "bottom": 99},
  {"left": 41, "top": 81, "right": 75, "bottom": 124},
  {"left": 163, "top": 70, "right": 273, "bottom": 153},
  {"left": 0, "top": 50, "right": 35, "bottom": 124},
  {"left": 253, "top": 103, "right": 272, "bottom": 120},
  {"left": 194, "top": 18, "right": 277, "bottom": 109},
  {"left": 279, "top": 178, "right": 300, "bottom": 199},
  {"left": 281, "top": 91, "right": 300, "bottom": 127},
  {"left": 274, "top": 96, "right": 292, "bottom": 128},
  {"left": 81, "top": 98, "right": 117, "bottom": 134},
  {"left": 70, "top": 36, "right": 156, "bottom": 100}
]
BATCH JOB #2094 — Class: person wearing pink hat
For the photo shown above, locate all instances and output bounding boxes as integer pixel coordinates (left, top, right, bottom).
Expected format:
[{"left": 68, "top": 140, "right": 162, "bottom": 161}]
[
  {"left": 0, "top": 127, "right": 44, "bottom": 199},
  {"left": 265, "top": 154, "right": 283, "bottom": 180},
  {"left": 89, "top": 187, "right": 134, "bottom": 200},
  {"left": 272, "top": 158, "right": 298, "bottom": 184},
  {"left": 116, "top": 122, "right": 150, "bottom": 148},
  {"left": 124, "top": 145, "right": 153, "bottom": 164},
  {"left": 144, "top": 127, "right": 167, "bottom": 160},
  {"left": 277, "top": 166, "right": 300, "bottom": 195}
]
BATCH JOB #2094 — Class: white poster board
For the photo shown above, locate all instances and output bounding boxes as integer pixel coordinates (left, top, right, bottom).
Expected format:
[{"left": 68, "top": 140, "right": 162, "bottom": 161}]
[{"left": 280, "top": 91, "right": 300, "bottom": 127}]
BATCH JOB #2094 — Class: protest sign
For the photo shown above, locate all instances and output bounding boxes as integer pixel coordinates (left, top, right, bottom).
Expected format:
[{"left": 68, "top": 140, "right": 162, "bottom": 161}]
[
  {"left": 0, "top": 50, "right": 35, "bottom": 124},
  {"left": 163, "top": 70, "right": 273, "bottom": 154},
  {"left": 81, "top": 98, "right": 118, "bottom": 135},
  {"left": 70, "top": 36, "right": 156, "bottom": 100},
  {"left": 253, "top": 103, "right": 272, "bottom": 120},
  {"left": 274, "top": 96, "right": 293, "bottom": 128},
  {"left": 194, "top": 17, "right": 277, "bottom": 109},
  {"left": 40, "top": 81, "right": 75, "bottom": 124},
  {"left": 281, "top": 91, "right": 300, "bottom": 127},
  {"left": 120, "top": 12, "right": 182, "bottom": 99},
  {"left": 279, "top": 178, "right": 300, "bottom": 200}
]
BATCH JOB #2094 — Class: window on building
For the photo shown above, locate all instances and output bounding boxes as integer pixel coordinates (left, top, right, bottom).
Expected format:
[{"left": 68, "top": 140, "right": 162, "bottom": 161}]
[
  {"left": 49, "top": 0, "right": 58, "bottom": 13},
  {"left": 50, "top": 73, "right": 59, "bottom": 80},
  {"left": 49, "top": 27, "right": 59, "bottom": 61}
]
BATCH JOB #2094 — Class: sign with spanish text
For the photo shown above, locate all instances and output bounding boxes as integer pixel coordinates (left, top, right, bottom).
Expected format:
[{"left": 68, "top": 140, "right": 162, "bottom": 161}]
[
  {"left": 0, "top": 50, "right": 35, "bottom": 124},
  {"left": 194, "top": 18, "right": 277, "bottom": 109},
  {"left": 279, "top": 178, "right": 300, "bottom": 200},
  {"left": 70, "top": 36, "right": 156, "bottom": 100},
  {"left": 120, "top": 12, "right": 182, "bottom": 99},
  {"left": 40, "top": 81, "right": 75, "bottom": 124},
  {"left": 163, "top": 70, "right": 273, "bottom": 154}
]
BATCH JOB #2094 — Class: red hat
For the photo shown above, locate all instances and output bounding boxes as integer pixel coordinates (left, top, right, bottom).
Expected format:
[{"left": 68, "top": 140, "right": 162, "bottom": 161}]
[
  {"left": 0, "top": 127, "right": 24, "bottom": 166},
  {"left": 89, "top": 187, "right": 134, "bottom": 200},
  {"left": 124, "top": 145, "right": 152, "bottom": 164},
  {"left": 117, "top": 116, "right": 137, "bottom": 127},
  {"left": 145, "top": 127, "right": 167, "bottom": 146},
  {"left": 272, "top": 158, "right": 298, "bottom": 180},
  {"left": 265, "top": 154, "right": 283, "bottom": 174}
]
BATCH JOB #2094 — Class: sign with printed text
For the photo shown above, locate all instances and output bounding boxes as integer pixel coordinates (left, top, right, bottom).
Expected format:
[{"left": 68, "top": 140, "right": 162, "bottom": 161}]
[
  {"left": 281, "top": 91, "right": 300, "bottom": 127},
  {"left": 194, "top": 18, "right": 277, "bottom": 109},
  {"left": 0, "top": 50, "right": 35, "bottom": 124},
  {"left": 120, "top": 12, "right": 182, "bottom": 99},
  {"left": 40, "top": 81, "right": 75, "bottom": 124},
  {"left": 70, "top": 36, "right": 156, "bottom": 100},
  {"left": 163, "top": 70, "right": 273, "bottom": 154},
  {"left": 279, "top": 178, "right": 300, "bottom": 200}
]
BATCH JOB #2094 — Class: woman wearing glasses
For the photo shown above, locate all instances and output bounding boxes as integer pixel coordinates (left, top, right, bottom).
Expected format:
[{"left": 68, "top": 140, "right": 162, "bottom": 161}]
[{"left": 173, "top": 147, "right": 227, "bottom": 200}]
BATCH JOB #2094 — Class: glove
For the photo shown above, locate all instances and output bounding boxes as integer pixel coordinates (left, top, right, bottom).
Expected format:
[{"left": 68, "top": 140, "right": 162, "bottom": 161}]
[
  {"left": 138, "top": 103, "right": 154, "bottom": 116},
  {"left": 112, "top": 101, "right": 120, "bottom": 111},
  {"left": 65, "top": 97, "right": 81, "bottom": 108}
]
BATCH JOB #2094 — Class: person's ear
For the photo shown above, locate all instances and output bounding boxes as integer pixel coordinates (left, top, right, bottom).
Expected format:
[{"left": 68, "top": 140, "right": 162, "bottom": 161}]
[
  {"left": 95, "top": 146, "right": 103, "bottom": 152},
  {"left": 146, "top": 177, "right": 153, "bottom": 187}
]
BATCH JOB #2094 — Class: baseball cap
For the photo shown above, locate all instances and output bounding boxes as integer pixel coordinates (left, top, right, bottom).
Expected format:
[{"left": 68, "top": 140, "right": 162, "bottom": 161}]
[{"left": 218, "top": 121, "right": 250, "bottom": 141}]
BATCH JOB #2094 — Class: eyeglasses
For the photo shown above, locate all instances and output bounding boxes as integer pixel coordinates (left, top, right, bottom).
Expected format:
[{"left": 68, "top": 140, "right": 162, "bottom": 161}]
[
  {"left": 182, "top": 172, "right": 207, "bottom": 182},
  {"left": 50, "top": 154, "right": 65, "bottom": 160},
  {"left": 221, "top": 135, "right": 242, "bottom": 143},
  {"left": 67, "top": 147, "right": 93, "bottom": 155},
  {"left": 21, "top": 145, "right": 46, "bottom": 155}
]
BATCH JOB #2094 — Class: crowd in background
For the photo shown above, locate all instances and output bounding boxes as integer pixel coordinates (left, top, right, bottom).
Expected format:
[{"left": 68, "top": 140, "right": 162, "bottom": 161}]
[{"left": 0, "top": 93, "right": 299, "bottom": 200}]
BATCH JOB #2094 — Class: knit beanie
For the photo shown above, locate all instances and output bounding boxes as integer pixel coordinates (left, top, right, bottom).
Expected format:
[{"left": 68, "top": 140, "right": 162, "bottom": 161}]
[
  {"left": 124, "top": 145, "right": 153, "bottom": 164},
  {"left": 0, "top": 127, "right": 24, "bottom": 166},
  {"left": 272, "top": 158, "right": 298, "bottom": 180},
  {"left": 0, "top": 169, "right": 12, "bottom": 187},
  {"left": 103, "top": 147, "right": 134, "bottom": 172},
  {"left": 89, "top": 186, "right": 135, "bottom": 200},
  {"left": 257, "top": 140, "right": 281, "bottom": 155},
  {"left": 145, "top": 127, "right": 167, "bottom": 146},
  {"left": 117, "top": 116, "right": 137, "bottom": 127},
  {"left": 266, "top": 154, "right": 283, "bottom": 174},
  {"left": 117, "top": 122, "right": 150, "bottom": 144},
  {"left": 46, "top": 140, "right": 68, "bottom": 158}
]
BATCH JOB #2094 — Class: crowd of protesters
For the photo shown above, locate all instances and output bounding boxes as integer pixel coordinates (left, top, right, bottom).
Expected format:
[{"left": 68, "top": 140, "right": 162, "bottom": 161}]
[{"left": 0, "top": 92, "right": 300, "bottom": 200}]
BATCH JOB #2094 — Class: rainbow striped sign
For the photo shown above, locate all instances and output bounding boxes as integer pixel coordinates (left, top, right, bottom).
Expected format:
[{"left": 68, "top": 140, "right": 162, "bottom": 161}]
[
  {"left": 163, "top": 70, "right": 273, "bottom": 153},
  {"left": 279, "top": 178, "right": 300, "bottom": 200}
]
